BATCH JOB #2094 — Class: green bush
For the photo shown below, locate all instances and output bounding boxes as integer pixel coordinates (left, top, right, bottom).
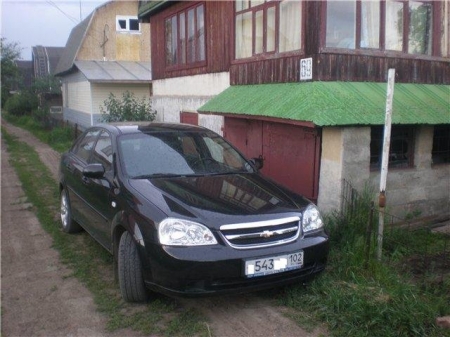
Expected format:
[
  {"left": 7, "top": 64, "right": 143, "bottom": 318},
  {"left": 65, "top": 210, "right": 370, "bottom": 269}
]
[
  {"left": 100, "top": 91, "right": 156, "bottom": 122},
  {"left": 32, "top": 107, "right": 51, "bottom": 129},
  {"left": 4, "top": 91, "right": 39, "bottom": 116}
]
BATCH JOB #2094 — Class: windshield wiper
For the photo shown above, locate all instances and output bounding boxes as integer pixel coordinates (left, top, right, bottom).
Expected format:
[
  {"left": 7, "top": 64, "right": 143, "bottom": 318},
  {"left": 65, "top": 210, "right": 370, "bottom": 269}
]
[{"left": 132, "top": 173, "right": 184, "bottom": 179}]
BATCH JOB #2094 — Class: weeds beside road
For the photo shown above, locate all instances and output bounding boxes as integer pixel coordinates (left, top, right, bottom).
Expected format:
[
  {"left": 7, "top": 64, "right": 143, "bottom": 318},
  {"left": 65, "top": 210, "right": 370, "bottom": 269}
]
[{"left": 2, "top": 113, "right": 449, "bottom": 337}]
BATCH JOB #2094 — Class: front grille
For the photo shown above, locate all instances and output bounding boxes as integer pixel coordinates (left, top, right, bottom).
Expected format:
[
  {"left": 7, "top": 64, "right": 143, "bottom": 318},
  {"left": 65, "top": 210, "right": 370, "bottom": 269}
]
[{"left": 219, "top": 216, "right": 301, "bottom": 249}]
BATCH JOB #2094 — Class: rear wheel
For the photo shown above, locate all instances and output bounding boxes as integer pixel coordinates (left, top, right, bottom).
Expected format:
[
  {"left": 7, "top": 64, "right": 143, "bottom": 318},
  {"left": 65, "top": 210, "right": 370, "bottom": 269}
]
[
  {"left": 60, "top": 189, "right": 82, "bottom": 233},
  {"left": 118, "top": 231, "right": 148, "bottom": 302}
]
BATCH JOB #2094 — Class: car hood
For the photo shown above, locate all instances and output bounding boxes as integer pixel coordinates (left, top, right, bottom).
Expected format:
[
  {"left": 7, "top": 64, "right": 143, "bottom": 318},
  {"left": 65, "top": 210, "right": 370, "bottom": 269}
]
[{"left": 128, "top": 173, "right": 309, "bottom": 226}]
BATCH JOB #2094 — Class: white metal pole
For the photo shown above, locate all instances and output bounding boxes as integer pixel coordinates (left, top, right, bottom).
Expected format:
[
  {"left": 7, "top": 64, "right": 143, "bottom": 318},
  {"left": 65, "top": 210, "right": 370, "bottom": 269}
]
[{"left": 377, "top": 68, "right": 395, "bottom": 261}]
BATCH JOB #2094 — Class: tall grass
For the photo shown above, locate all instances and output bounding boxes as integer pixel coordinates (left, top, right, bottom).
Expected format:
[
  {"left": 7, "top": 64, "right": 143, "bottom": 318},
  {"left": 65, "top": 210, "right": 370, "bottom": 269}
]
[
  {"left": 279, "top": 187, "right": 450, "bottom": 337},
  {"left": 3, "top": 112, "right": 74, "bottom": 153}
]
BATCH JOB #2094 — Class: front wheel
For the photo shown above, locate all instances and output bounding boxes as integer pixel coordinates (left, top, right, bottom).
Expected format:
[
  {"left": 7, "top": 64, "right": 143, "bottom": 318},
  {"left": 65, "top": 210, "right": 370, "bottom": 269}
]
[
  {"left": 118, "top": 231, "right": 148, "bottom": 302},
  {"left": 60, "top": 188, "right": 81, "bottom": 233}
]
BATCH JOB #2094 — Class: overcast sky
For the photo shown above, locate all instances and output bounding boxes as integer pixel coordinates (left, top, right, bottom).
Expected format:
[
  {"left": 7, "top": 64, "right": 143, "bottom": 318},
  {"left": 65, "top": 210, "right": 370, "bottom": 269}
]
[{"left": 1, "top": 0, "right": 106, "bottom": 60}]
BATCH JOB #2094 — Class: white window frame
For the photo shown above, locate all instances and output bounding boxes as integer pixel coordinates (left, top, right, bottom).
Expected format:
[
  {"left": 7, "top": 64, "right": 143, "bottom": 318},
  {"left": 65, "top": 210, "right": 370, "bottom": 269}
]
[{"left": 116, "top": 15, "right": 140, "bottom": 33}]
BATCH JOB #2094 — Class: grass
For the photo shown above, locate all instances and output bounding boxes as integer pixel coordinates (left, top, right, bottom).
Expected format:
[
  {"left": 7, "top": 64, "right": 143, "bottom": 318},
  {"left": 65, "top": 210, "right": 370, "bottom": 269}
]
[
  {"left": 1, "top": 128, "right": 210, "bottom": 337},
  {"left": 277, "top": 191, "right": 450, "bottom": 337},
  {"left": 3, "top": 113, "right": 75, "bottom": 153}
]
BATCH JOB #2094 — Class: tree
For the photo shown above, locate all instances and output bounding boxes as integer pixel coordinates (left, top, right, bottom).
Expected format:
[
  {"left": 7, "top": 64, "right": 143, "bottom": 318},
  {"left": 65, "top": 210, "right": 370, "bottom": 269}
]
[
  {"left": 100, "top": 91, "right": 156, "bottom": 122},
  {"left": 33, "top": 75, "right": 62, "bottom": 95},
  {"left": 1, "top": 38, "right": 22, "bottom": 107}
]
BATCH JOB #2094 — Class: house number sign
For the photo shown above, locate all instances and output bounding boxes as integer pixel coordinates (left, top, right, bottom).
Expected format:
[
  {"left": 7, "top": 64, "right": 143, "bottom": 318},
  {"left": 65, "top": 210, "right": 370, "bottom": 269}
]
[{"left": 300, "top": 58, "right": 313, "bottom": 80}]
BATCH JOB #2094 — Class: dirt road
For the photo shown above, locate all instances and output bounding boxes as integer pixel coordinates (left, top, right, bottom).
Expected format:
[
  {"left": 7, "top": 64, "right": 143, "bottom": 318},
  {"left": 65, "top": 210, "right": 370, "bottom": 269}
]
[
  {"left": 1, "top": 134, "right": 142, "bottom": 337},
  {"left": 1, "top": 121, "right": 326, "bottom": 337}
]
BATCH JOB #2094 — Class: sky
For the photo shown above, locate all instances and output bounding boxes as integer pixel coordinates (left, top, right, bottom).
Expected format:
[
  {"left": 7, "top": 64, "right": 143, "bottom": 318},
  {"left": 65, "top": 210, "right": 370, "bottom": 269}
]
[{"left": 1, "top": 0, "right": 107, "bottom": 60}]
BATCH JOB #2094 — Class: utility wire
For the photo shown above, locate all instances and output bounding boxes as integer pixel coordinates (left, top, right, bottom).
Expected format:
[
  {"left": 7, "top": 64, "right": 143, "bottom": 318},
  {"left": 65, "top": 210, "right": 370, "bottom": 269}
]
[{"left": 46, "top": 0, "right": 79, "bottom": 24}]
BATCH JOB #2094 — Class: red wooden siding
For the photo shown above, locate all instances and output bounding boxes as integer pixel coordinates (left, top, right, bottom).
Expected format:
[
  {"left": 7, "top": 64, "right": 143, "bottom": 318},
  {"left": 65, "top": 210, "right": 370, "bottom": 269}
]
[
  {"left": 231, "top": 52, "right": 450, "bottom": 85},
  {"left": 224, "top": 118, "right": 321, "bottom": 201}
]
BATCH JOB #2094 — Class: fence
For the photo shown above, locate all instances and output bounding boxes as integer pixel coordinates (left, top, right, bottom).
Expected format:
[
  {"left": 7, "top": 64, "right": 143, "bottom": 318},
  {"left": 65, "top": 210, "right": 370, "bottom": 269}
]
[
  {"left": 340, "top": 179, "right": 450, "bottom": 289},
  {"left": 47, "top": 114, "right": 82, "bottom": 140}
]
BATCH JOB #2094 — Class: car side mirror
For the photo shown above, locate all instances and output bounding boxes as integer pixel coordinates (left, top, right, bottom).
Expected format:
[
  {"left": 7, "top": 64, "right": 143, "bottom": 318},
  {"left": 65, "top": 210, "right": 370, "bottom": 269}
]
[
  {"left": 250, "top": 156, "right": 264, "bottom": 170},
  {"left": 83, "top": 163, "right": 105, "bottom": 179}
]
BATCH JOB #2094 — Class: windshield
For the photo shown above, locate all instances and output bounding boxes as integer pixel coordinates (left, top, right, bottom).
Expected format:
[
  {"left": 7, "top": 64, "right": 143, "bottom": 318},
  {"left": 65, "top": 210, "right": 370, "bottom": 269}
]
[{"left": 118, "top": 130, "right": 254, "bottom": 178}]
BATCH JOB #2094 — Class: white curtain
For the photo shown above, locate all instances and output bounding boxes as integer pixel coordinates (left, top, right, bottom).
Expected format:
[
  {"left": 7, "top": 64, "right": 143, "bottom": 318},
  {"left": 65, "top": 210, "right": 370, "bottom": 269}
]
[
  {"left": 236, "top": 12, "right": 253, "bottom": 59},
  {"left": 279, "top": 0, "right": 302, "bottom": 52},
  {"left": 361, "top": 0, "right": 380, "bottom": 48},
  {"left": 385, "top": 1, "right": 403, "bottom": 51}
]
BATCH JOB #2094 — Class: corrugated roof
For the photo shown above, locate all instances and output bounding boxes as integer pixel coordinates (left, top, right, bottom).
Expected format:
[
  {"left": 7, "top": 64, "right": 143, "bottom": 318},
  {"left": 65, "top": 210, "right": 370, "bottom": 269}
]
[
  {"left": 74, "top": 61, "right": 152, "bottom": 83},
  {"left": 198, "top": 82, "right": 450, "bottom": 126},
  {"left": 138, "top": 1, "right": 170, "bottom": 19}
]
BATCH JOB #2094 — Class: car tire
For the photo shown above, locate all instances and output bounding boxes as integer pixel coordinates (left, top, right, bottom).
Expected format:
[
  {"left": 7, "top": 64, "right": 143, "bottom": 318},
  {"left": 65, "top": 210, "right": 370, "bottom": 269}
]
[
  {"left": 118, "top": 231, "right": 148, "bottom": 303},
  {"left": 60, "top": 189, "right": 82, "bottom": 233}
]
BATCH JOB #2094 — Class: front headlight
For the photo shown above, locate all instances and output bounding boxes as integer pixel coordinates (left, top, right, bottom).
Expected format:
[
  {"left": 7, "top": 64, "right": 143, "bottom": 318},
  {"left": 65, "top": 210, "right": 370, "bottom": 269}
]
[
  {"left": 158, "top": 218, "right": 218, "bottom": 246},
  {"left": 302, "top": 204, "right": 324, "bottom": 232}
]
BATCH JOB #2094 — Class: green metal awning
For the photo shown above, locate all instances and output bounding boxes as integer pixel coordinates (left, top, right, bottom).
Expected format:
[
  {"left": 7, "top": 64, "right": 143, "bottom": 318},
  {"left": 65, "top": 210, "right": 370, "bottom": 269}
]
[{"left": 198, "top": 82, "right": 450, "bottom": 126}]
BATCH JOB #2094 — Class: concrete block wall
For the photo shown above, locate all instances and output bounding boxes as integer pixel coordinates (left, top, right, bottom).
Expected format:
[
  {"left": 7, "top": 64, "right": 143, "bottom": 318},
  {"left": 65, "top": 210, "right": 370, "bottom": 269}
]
[
  {"left": 318, "top": 125, "right": 449, "bottom": 220},
  {"left": 369, "top": 126, "right": 450, "bottom": 219}
]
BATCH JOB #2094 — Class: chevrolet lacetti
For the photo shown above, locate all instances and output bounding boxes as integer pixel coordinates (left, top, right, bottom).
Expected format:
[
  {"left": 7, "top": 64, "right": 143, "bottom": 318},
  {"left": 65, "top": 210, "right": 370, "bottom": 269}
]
[{"left": 59, "top": 123, "right": 329, "bottom": 302}]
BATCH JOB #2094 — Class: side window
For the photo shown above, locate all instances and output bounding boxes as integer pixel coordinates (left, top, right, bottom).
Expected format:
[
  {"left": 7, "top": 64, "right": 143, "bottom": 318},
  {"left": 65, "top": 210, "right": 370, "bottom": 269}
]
[
  {"left": 370, "top": 126, "right": 415, "bottom": 170},
  {"left": 432, "top": 125, "right": 450, "bottom": 165},
  {"left": 91, "top": 131, "right": 113, "bottom": 171},
  {"left": 73, "top": 129, "right": 100, "bottom": 162}
]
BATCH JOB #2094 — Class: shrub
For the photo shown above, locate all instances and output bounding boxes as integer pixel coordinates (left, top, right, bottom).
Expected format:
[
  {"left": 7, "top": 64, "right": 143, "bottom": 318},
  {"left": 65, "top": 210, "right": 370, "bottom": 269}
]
[
  {"left": 100, "top": 91, "right": 156, "bottom": 123},
  {"left": 4, "top": 91, "right": 39, "bottom": 116},
  {"left": 32, "top": 106, "right": 51, "bottom": 129}
]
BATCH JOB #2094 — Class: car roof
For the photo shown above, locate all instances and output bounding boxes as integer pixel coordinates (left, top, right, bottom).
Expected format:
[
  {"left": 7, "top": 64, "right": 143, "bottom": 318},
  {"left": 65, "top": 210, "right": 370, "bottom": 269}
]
[{"left": 95, "top": 122, "right": 209, "bottom": 136}]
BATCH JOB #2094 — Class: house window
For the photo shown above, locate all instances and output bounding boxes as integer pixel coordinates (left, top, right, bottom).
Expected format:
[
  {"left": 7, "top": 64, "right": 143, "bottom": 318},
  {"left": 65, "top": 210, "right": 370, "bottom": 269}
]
[
  {"left": 361, "top": 0, "right": 380, "bottom": 49},
  {"left": 235, "top": 0, "right": 303, "bottom": 59},
  {"left": 165, "top": 4, "right": 205, "bottom": 67},
  {"left": 325, "top": 0, "right": 445, "bottom": 57},
  {"left": 116, "top": 16, "right": 140, "bottom": 32},
  {"left": 326, "top": 1, "right": 356, "bottom": 49},
  {"left": 407, "top": 1, "right": 433, "bottom": 54},
  {"left": 432, "top": 125, "right": 450, "bottom": 165},
  {"left": 370, "top": 126, "right": 415, "bottom": 170}
]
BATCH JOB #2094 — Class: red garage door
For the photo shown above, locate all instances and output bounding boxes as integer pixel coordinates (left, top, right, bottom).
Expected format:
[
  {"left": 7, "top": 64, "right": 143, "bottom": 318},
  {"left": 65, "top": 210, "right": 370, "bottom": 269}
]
[{"left": 224, "top": 118, "right": 321, "bottom": 201}]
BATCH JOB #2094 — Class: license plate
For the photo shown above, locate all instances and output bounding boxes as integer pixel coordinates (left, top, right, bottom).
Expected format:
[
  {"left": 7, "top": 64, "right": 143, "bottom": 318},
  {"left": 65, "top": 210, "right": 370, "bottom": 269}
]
[{"left": 245, "top": 251, "right": 304, "bottom": 278}]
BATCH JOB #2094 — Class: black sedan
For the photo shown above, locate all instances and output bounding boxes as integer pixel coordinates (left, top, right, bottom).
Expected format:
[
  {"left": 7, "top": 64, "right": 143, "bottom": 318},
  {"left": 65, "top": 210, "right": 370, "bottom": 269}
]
[{"left": 59, "top": 123, "right": 329, "bottom": 302}]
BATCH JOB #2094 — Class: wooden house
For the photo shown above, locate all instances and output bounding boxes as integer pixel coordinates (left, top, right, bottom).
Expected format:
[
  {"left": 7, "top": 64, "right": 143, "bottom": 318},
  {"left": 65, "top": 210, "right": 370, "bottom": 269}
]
[
  {"left": 140, "top": 0, "right": 449, "bottom": 220},
  {"left": 56, "top": 0, "right": 152, "bottom": 128}
]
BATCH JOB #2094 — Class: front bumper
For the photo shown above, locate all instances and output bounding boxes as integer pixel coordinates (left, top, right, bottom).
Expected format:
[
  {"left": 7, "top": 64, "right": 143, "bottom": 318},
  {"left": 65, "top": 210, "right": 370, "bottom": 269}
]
[{"left": 140, "top": 232, "right": 329, "bottom": 296}]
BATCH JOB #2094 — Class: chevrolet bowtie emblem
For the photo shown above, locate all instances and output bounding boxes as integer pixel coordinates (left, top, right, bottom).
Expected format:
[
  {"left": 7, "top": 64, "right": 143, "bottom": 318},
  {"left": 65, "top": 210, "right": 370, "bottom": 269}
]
[{"left": 260, "top": 230, "right": 274, "bottom": 238}]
